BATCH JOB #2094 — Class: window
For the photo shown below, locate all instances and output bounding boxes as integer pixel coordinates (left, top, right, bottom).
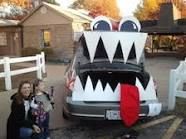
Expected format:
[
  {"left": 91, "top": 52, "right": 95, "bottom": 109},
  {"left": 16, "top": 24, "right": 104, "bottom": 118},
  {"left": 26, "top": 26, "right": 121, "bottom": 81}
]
[
  {"left": 0, "top": 32, "right": 7, "bottom": 46},
  {"left": 42, "top": 29, "right": 51, "bottom": 47}
]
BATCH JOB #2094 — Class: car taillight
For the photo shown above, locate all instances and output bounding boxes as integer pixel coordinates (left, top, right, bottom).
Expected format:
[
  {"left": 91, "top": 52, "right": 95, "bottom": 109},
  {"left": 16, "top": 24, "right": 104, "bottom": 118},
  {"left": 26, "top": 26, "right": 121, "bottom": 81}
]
[
  {"left": 153, "top": 79, "right": 158, "bottom": 93},
  {"left": 66, "top": 79, "right": 75, "bottom": 91},
  {"left": 65, "top": 70, "right": 76, "bottom": 92}
]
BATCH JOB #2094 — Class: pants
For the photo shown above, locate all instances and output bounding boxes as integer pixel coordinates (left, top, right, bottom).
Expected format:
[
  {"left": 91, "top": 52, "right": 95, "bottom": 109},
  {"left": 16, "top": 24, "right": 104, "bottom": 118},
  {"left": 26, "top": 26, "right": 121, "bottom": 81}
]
[
  {"left": 20, "top": 127, "right": 44, "bottom": 139},
  {"left": 20, "top": 127, "right": 32, "bottom": 139},
  {"left": 40, "top": 113, "right": 50, "bottom": 139}
]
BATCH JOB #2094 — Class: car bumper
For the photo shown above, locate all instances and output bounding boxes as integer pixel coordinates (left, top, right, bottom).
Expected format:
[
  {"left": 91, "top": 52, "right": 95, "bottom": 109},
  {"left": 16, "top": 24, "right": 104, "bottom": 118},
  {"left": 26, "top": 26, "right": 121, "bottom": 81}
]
[{"left": 64, "top": 97, "right": 162, "bottom": 120}]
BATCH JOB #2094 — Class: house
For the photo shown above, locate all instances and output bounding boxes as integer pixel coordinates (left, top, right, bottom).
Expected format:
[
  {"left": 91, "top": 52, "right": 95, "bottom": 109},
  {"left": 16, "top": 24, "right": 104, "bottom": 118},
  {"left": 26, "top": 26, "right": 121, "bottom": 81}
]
[
  {"left": 0, "top": 19, "right": 22, "bottom": 56},
  {"left": 20, "top": 2, "right": 92, "bottom": 60}
]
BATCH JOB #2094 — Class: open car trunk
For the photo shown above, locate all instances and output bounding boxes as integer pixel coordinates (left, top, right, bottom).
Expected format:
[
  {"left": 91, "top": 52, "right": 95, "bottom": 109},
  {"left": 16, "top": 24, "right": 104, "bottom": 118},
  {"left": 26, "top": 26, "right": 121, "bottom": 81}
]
[{"left": 78, "top": 62, "right": 150, "bottom": 92}]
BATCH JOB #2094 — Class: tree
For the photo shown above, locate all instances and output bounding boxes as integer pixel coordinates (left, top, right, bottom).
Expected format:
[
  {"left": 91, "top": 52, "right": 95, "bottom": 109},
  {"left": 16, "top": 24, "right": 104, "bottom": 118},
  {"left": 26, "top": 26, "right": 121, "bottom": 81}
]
[
  {"left": 134, "top": 0, "right": 186, "bottom": 20},
  {"left": 72, "top": 0, "right": 120, "bottom": 19},
  {"left": 0, "top": 0, "right": 58, "bottom": 19},
  {"left": 0, "top": 3, "right": 28, "bottom": 19},
  {"left": 0, "top": 0, "right": 31, "bottom": 8},
  {"left": 134, "top": 0, "right": 164, "bottom": 20}
]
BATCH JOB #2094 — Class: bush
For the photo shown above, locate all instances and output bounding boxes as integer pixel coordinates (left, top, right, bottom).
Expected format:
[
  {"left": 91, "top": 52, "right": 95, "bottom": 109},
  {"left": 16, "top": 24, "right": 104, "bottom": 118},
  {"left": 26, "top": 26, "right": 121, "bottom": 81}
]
[
  {"left": 22, "top": 47, "right": 41, "bottom": 57},
  {"left": 41, "top": 47, "right": 55, "bottom": 59}
]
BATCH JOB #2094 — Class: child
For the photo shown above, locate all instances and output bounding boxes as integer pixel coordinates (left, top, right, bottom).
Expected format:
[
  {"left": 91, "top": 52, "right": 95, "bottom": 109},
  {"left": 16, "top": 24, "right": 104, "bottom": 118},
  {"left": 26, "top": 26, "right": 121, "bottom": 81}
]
[{"left": 32, "top": 79, "right": 54, "bottom": 139}]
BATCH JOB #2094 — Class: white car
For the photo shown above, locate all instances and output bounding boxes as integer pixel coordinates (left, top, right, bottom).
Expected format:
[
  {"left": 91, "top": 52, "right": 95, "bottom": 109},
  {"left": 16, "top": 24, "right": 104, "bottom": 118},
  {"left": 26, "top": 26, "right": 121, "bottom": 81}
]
[{"left": 63, "top": 16, "right": 162, "bottom": 123}]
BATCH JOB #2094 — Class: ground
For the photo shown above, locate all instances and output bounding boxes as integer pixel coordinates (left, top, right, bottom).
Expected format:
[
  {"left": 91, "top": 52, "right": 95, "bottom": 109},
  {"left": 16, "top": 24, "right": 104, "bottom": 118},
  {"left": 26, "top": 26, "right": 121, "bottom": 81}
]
[
  {"left": 0, "top": 57, "right": 185, "bottom": 139},
  {"left": 45, "top": 57, "right": 184, "bottom": 139}
]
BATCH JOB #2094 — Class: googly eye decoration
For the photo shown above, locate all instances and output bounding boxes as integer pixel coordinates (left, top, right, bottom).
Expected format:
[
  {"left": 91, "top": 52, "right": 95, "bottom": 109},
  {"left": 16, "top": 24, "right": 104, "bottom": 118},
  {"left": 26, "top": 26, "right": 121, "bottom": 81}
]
[
  {"left": 119, "top": 17, "right": 141, "bottom": 32},
  {"left": 91, "top": 16, "right": 112, "bottom": 31}
]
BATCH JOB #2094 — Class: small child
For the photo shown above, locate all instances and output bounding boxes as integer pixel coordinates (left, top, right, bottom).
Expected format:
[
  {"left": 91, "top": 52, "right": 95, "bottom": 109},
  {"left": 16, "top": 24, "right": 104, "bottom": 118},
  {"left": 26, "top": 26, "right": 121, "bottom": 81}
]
[{"left": 32, "top": 79, "right": 54, "bottom": 139}]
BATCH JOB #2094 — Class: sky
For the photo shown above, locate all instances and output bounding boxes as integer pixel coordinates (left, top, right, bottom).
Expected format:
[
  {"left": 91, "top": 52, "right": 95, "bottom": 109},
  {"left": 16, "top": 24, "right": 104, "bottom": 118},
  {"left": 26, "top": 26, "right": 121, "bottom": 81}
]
[
  {"left": 55, "top": 0, "right": 141, "bottom": 16},
  {"left": 117, "top": 0, "right": 141, "bottom": 16}
]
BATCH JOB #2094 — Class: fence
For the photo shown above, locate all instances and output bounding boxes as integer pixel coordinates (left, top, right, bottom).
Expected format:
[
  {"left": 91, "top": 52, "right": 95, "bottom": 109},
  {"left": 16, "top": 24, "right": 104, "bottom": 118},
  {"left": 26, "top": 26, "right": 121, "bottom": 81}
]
[
  {"left": 168, "top": 58, "right": 186, "bottom": 110},
  {"left": 0, "top": 52, "right": 46, "bottom": 90}
]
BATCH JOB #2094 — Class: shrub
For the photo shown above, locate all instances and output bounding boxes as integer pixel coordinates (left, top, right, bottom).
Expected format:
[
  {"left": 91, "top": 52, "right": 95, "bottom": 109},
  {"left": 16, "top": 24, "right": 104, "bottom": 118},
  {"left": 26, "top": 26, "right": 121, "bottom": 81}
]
[{"left": 22, "top": 47, "right": 41, "bottom": 57}]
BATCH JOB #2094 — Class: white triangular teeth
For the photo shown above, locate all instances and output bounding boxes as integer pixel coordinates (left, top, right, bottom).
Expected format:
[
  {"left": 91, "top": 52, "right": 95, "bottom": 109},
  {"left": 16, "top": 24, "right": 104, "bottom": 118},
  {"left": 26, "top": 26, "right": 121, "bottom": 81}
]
[
  {"left": 104, "top": 83, "right": 114, "bottom": 100},
  {"left": 101, "top": 33, "right": 119, "bottom": 63},
  {"left": 120, "top": 33, "right": 135, "bottom": 63},
  {"left": 114, "top": 83, "right": 121, "bottom": 100},
  {"left": 135, "top": 77, "right": 157, "bottom": 101},
  {"left": 72, "top": 76, "right": 120, "bottom": 101},
  {"left": 84, "top": 76, "right": 94, "bottom": 95},
  {"left": 134, "top": 33, "right": 147, "bottom": 63},
  {"left": 83, "top": 32, "right": 147, "bottom": 63},
  {"left": 72, "top": 76, "right": 84, "bottom": 100},
  {"left": 84, "top": 32, "right": 101, "bottom": 63},
  {"left": 73, "top": 76, "right": 157, "bottom": 101},
  {"left": 94, "top": 80, "right": 104, "bottom": 93}
]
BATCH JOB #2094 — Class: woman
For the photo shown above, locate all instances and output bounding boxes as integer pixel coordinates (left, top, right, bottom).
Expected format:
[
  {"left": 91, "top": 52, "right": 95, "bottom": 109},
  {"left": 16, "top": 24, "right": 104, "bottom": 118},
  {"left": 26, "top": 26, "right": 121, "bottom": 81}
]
[{"left": 7, "top": 80, "right": 42, "bottom": 139}]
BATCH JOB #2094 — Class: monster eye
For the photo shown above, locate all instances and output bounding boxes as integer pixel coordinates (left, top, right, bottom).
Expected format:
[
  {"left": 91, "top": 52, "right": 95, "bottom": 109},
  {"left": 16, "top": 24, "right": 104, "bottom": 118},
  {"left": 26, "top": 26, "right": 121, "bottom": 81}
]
[
  {"left": 91, "top": 16, "right": 112, "bottom": 31},
  {"left": 119, "top": 17, "right": 141, "bottom": 32}
]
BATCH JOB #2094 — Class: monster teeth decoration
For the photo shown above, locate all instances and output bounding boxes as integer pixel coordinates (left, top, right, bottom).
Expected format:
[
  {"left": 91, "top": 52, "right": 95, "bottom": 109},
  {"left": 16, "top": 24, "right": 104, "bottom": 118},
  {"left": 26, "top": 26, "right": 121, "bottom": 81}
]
[
  {"left": 72, "top": 75, "right": 157, "bottom": 102},
  {"left": 73, "top": 76, "right": 84, "bottom": 100},
  {"left": 135, "top": 77, "right": 157, "bottom": 101},
  {"left": 72, "top": 76, "right": 121, "bottom": 101},
  {"left": 84, "top": 32, "right": 147, "bottom": 64},
  {"left": 83, "top": 32, "right": 101, "bottom": 63},
  {"left": 100, "top": 33, "right": 121, "bottom": 63}
]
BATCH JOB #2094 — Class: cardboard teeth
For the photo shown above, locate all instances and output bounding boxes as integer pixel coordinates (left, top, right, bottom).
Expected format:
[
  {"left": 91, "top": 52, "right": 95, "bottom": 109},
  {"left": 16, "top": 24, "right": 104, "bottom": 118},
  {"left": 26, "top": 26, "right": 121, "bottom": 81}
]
[
  {"left": 72, "top": 75, "right": 157, "bottom": 102},
  {"left": 83, "top": 32, "right": 147, "bottom": 64}
]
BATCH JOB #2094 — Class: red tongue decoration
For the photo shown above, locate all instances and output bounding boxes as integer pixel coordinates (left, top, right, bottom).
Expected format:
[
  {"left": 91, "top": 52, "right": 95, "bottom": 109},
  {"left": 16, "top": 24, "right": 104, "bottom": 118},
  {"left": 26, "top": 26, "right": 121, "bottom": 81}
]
[{"left": 120, "top": 84, "right": 140, "bottom": 127}]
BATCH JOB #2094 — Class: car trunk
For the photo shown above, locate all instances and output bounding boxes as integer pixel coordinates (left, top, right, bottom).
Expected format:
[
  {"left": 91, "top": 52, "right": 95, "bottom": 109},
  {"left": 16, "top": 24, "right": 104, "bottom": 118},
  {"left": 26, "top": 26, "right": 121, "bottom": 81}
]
[{"left": 78, "top": 62, "right": 149, "bottom": 91}]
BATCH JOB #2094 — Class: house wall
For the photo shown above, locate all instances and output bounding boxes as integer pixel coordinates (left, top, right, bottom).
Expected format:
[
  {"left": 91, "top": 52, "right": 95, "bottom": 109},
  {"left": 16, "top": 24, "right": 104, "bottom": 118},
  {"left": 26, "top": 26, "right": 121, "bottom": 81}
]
[
  {"left": 0, "top": 27, "right": 22, "bottom": 56},
  {"left": 22, "top": 6, "right": 75, "bottom": 60},
  {"left": 23, "top": 24, "right": 74, "bottom": 59},
  {"left": 22, "top": 6, "right": 72, "bottom": 26}
]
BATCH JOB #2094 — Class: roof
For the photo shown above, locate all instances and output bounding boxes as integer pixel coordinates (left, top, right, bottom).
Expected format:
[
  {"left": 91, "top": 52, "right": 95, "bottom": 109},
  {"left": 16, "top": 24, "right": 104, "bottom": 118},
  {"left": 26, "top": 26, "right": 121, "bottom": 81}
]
[
  {"left": 20, "top": 2, "right": 92, "bottom": 24},
  {"left": 44, "top": 2, "right": 93, "bottom": 22},
  {"left": 140, "top": 19, "right": 186, "bottom": 35},
  {"left": 0, "top": 19, "right": 19, "bottom": 27}
]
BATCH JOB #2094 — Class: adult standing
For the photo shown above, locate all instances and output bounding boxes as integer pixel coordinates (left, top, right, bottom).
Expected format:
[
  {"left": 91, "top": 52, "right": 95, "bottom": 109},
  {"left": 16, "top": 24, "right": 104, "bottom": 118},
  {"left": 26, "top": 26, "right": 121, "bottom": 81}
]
[{"left": 7, "top": 80, "right": 42, "bottom": 139}]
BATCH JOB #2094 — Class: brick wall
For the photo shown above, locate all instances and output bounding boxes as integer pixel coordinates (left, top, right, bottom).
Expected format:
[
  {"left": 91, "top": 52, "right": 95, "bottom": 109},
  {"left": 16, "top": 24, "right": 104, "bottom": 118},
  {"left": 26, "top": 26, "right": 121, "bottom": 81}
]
[
  {"left": 0, "top": 27, "right": 22, "bottom": 56},
  {"left": 23, "top": 24, "right": 74, "bottom": 60}
]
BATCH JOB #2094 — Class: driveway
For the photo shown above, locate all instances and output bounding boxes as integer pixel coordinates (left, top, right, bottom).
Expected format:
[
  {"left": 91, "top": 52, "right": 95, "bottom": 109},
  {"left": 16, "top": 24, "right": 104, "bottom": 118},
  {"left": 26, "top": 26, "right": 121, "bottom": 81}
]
[
  {"left": 45, "top": 57, "right": 181, "bottom": 139},
  {"left": 0, "top": 57, "right": 181, "bottom": 139}
]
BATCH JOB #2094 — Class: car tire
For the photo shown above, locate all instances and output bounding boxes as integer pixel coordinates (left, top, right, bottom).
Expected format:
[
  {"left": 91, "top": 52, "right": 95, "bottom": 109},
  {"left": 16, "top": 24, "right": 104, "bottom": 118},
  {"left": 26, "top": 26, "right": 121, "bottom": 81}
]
[{"left": 62, "top": 109, "right": 69, "bottom": 120}]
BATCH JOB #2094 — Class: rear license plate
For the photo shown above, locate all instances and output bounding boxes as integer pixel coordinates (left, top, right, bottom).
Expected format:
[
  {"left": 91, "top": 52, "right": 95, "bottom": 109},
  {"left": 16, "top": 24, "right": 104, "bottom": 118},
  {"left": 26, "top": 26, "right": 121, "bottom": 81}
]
[{"left": 105, "top": 110, "right": 121, "bottom": 120}]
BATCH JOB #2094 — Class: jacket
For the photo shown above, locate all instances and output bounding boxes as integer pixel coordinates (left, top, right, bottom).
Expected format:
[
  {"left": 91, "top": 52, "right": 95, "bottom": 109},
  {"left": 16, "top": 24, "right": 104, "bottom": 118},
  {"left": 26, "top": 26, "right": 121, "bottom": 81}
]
[{"left": 7, "top": 94, "right": 36, "bottom": 139}]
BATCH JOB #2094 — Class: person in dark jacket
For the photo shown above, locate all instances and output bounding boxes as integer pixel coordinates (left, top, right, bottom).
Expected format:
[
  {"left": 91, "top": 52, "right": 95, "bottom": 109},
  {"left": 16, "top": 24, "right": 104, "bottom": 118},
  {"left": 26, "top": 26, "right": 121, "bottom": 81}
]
[{"left": 7, "top": 80, "right": 42, "bottom": 139}]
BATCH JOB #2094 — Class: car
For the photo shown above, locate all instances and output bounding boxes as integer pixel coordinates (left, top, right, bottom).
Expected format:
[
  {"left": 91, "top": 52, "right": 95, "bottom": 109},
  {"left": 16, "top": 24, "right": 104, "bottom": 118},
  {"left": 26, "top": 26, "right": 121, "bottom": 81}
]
[{"left": 63, "top": 16, "right": 162, "bottom": 123}]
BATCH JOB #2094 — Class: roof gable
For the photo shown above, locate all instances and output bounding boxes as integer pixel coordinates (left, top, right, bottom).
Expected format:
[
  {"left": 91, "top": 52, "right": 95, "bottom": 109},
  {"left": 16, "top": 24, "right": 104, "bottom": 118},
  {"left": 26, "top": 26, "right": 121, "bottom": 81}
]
[
  {"left": 20, "top": 2, "right": 92, "bottom": 26},
  {"left": 44, "top": 2, "right": 92, "bottom": 23}
]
